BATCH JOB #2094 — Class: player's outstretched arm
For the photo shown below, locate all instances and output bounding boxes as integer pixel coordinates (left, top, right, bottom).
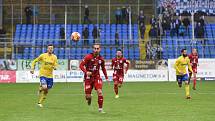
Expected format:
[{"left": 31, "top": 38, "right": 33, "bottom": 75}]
[
  {"left": 79, "top": 56, "right": 89, "bottom": 73},
  {"left": 53, "top": 56, "right": 58, "bottom": 70},
  {"left": 125, "top": 60, "right": 130, "bottom": 74},
  {"left": 111, "top": 59, "right": 114, "bottom": 69},
  {"left": 79, "top": 60, "right": 87, "bottom": 73},
  {"left": 30, "top": 54, "right": 43, "bottom": 74},
  {"left": 101, "top": 60, "right": 110, "bottom": 84}
]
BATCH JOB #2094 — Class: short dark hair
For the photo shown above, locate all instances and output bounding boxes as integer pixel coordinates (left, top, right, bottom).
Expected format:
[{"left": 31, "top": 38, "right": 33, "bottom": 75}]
[
  {"left": 117, "top": 49, "right": 122, "bottom": 52},
  {"left": 92, "top": 43, "right": 101, "bottom": 48},
  {"left": 47, "top": 44, "right": 53, "bottom": 47},
  {"left": 181, "top": 49, "right": 186, "bottom": 53}
]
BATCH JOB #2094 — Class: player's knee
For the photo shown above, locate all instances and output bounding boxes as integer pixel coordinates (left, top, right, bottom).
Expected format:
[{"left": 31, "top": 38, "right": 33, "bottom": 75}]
[
  {"left": 185, "top": 81, "right": 189, "bottom": 85},
  {"left": 118, "top": 83, "right": 122, "bottom": 88},
  {"left": 193, "top": 74, "right": 196, "bottom": 78},
  {"left": 43, "top": 88, "right": 48, "bottom": 94},
  {"left": 42, "top": 85, "right": 48, "bottom": 89},
  {"left": 86, "top": 94, "right": 91, "bottom": 99},
  {"left": 97, "top": 90, "right": 103, "bottom": 96},
  {"left": 114, "top": 82, "right": 118, "bottom": 86}
]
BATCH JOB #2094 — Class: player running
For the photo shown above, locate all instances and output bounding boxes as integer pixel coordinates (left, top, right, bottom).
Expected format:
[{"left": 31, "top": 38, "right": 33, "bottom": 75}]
[
  {"left": 188, "top": 48, "right": 199, "bottom": 90},
  {"left": 174, "top": 49, "right": 193, "bottom": 99},
  {"left": 111, "top": 49, "right": 129, "bottom": 98},
  {"left": 31, "top": 44, "right": 58, "bottom": 107},
  {"left": 79, "top": 43, "right": 109, "bottom": 113}
]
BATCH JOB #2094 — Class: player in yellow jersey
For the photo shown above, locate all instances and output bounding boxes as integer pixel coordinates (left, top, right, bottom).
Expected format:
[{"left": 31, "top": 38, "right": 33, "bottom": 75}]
[
  {"left": 174, "top": 49, "right": 193, "bottom": 99},
  {"left": 30, "top": 44, "right": 58, "bottom": 107}
]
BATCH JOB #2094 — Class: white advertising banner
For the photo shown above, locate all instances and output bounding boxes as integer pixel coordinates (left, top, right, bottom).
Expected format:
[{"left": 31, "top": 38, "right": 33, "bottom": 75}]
[
  {"left": 16, "top": 71, "right": 40, "bottom": 83},
  {"left": 124, "top": 70, "right": 168, "bottom": 82},
  {"left": 168, "top": 59, "right": 215, "bottom": 81},
  {"left": 16, "top": 70, "right": 169, "bottom": 83},
  {"left": 66, "top": 70, "right": 84, "bottom": 82},
  {"left": 16, "top": 71, "right": 68, "bottom": 83}
]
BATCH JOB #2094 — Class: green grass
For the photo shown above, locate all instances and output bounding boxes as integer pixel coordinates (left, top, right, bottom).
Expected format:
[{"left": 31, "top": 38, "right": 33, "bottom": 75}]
[{"left": 0, "top": 81, "right": 215, "bottom": 121}]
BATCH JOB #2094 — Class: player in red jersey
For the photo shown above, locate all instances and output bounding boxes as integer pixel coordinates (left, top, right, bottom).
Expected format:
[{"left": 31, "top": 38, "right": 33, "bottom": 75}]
[
  {"left": 188, "top": 48, "right": 199, "bottom": 90},
  {"left": 79, "top": 43, "right": 109, "bottom": 113},
  {"left": 111, "top": 49, "right": 129, "bottom": 98}
]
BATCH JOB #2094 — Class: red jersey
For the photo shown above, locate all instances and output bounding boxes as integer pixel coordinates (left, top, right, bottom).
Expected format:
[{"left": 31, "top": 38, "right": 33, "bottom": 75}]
[
  {"left": 188, "top": 53, "right": 198, "bottom": 67},
  {"left": 111, "top": 57, "right": 129, "bottom": 76},
  {"left": 79, "top": 53, "right": 108, "bottom": 79}
]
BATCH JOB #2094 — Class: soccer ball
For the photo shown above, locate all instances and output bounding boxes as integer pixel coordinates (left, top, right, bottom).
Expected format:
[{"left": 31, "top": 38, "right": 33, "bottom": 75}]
[{"left": 71, "top": 32, "right": 81, "bottom": 42}]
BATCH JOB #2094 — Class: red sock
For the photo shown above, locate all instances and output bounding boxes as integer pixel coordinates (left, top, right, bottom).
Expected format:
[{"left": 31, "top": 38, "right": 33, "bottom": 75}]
[
  {"left": 193, "top": 78, "right": 196, "bottom": 88},
  {"left": 114, "top": 84, "right": 118, "bottom": 95},
  {"left": 98, "top": 96, "right": 103, "bottom": 109}
]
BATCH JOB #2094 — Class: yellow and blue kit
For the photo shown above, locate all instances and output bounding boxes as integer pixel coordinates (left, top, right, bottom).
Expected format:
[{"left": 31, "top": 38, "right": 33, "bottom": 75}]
[{"left": 31, "top": 53, "right": 58, "bottom": 88}]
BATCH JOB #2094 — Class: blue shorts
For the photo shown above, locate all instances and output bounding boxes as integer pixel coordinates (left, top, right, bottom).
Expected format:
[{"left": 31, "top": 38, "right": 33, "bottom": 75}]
[
  {"left": 176, "top": 74, "right": 189, "bottom": 84},
  {"left": 40, "top": 76, "right": 54, "bottom": 89}
]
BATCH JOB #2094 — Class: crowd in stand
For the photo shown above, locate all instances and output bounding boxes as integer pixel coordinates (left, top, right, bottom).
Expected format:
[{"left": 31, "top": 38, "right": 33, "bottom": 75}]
[
  {"left": 114, "top": 6, "right": 131, "bottom": 24},
  {"left": 145, "top": 0, "right": 209, "bottom": 59},
  {"left": 21, "top": 2, "right": 212, "bottom": 60}
]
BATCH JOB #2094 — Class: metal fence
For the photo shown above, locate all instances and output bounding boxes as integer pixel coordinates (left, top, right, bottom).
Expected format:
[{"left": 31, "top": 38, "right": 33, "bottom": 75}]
[{"left": 0, "top": 2, "right": 215, "bottom": 60}]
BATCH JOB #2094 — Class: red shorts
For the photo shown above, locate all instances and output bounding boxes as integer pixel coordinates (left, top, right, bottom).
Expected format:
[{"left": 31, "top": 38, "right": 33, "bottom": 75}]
[
  {"left": 189, "top": 66, "right": 197, "bottom": 73},
  {"left": 113, "top": 74, "right": 124, "bottom": 84},
  {"left": 84, "top": 77, "right": 102, "bottom": 94}
]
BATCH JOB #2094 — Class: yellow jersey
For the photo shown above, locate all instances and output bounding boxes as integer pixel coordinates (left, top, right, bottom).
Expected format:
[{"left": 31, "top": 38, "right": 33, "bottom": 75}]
[
  {"left": 31, "top": 53, "right": 58, "bottom": 78},
  {"left": 174, "top": 55, "right": 193, "bottom": 75}
]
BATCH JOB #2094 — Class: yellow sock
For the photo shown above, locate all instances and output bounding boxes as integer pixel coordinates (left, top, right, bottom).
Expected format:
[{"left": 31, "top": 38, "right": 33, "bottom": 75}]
[
  {"left": 38, "top": 91, "right": 47, "bottom": 104},
  {"left": 39, "top": 86, "right": 42, "bottom": 93},
  {"left": 185, "top": 84, "right": 190, "bottom": 97}
]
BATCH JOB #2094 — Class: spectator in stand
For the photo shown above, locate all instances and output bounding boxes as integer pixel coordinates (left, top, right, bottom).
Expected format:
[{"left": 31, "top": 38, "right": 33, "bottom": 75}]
[
  {"left": 170, "top": 19, "right": 176, "bottom": 37},
  {"left": 60, "top": 27, "right": 65, "bottom": 47},
  {"left": 162, "top": 20, "right": 168, "bottom": 36},
  {"left": 115, "top": 31, "right": 119, "bottom": 46},
  {"left": 24, "top": 6, "right": 33, "bottom": 24},
  {"left": 179, "top": 23, "right": 186, "bottom": 36},
  {"left": 157, "top": 4, "right": 165, "bottom": 14},
  {"left": 92, "top": 26, "right": 100, "bottom": 43},
  {"left": 194, "top": 12, "right": 201, "bottom": 22},
  {"left": 182, "top": 17, "right": 190, "bottom": 34},
  {"left": 139, "top": 23, "right": 145, "bottom": 39},
  {"left": 115, "top": 7, "right": 122, "bottom": 24},
  {"left": 121, "top": 6, "right": 127, "bottom": 23},
  {"left": 156, "top": 45, "right": 163, "bottom": 59},
  {"left": 150, "top": 15, "right": 157, "bottom": 27},
  {"left": 163, "top": 12, "right": 171, "bottom": 32},
  {"left": 195, "top": 22, "right": 204, "bottom": 39},
  {"left": 125, "top": 6, "right": 132, "bottom": 24},
  {"left": 82, "top": 27, "right": 89, "bottom": 46},
  {"left": 199, "top": 16, "right": 205, "bottom": 27},
  {"left": 149, "top": 26, "right": 158, "bottom": 38},
  {"left": 175, "top": 17, "right": 181, "bottom": 36},
  {"left": 138, "top": 10, "right": 145, "bottom": 26},
  {"left": 84, "top": 5, "right": 91, "bottom": 24},
  {"left": 146, "top": 41, "right": 152, "bottom": 59}
]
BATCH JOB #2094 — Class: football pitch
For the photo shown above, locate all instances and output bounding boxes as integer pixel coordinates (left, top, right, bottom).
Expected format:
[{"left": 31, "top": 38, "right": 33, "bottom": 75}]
[{"left": 0, "top": 81, "right": 215, "bottom": 121}]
